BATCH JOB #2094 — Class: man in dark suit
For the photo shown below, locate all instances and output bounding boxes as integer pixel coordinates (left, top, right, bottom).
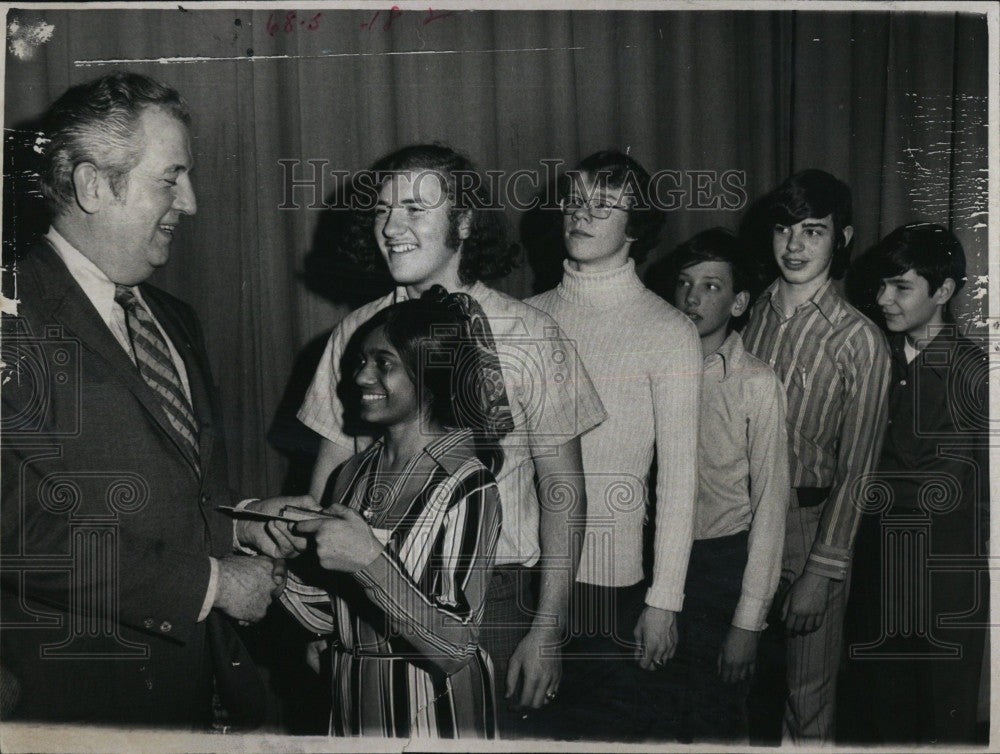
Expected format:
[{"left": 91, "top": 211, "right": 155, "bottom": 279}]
[{"left": 1, "top": 72, "right": 301, "bottom": 728}]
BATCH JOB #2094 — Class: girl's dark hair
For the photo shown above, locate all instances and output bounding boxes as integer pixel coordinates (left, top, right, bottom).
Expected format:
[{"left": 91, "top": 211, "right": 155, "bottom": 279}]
[
  {"left": 343, "top": 143, "right": 518, "bottom": 285},
  {"left": 345, "top": 286, "right": 507, "bottom": 473}
]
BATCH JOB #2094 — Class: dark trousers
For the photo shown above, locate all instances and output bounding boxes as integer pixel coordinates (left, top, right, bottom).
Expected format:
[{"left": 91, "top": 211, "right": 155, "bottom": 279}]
[
  {"left": 647, "top": 531, "right": 750, "bottom": 742},
  {"left": 529, "top": 580, "right": 649, "bottom": 741},
  {"left": 479, "top": 565, "right": 536, "bottom": 739},
  {"left": 841, "top": 510, "right": 988, "bottom": 744}
]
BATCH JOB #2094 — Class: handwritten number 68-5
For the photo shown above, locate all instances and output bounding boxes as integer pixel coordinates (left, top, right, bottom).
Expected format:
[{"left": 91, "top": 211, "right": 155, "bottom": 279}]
[{"left": 266, "top": 11, "right": 322, "bottom": 36}]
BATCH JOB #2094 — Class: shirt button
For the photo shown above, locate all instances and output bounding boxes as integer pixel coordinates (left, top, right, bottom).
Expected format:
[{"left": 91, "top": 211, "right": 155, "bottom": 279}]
[
  {"left": 143, "top": 618, "right": 154, "bottom": 629},
  {"left": 160, "top": 621, "right": 172, "bottom": 633}
]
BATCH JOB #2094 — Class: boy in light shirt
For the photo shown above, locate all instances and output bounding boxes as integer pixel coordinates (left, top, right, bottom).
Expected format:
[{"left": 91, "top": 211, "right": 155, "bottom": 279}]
[{"left": 663, "top": 227, "right": 790, "bottom": 741}]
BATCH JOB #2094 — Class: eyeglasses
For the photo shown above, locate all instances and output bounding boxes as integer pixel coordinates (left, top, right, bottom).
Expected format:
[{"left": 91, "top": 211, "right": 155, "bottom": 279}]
[{"left": 559, "top": 196, "right": 630, "bottom": 219}]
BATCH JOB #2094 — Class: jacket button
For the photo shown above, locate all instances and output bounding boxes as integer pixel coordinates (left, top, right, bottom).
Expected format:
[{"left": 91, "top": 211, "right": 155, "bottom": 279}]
[
  {"left": 143, "top": 618, "right": 154, "bottom": 628},
  {"left": 145, "top": 680, "right": 154, "bottom": 691},
  {"left": 201, "top": 493, "right": 212, "bottom": 504},
  {"left": 160, "top": 621, "right": 172, "bottom": 633}
]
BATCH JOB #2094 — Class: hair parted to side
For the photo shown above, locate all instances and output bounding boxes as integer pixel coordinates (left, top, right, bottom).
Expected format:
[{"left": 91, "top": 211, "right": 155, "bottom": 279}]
[
  {"left": 344, "top": 143, "right": 517, "bottom": 285},
  {"left": 768, "top": 168, "right": 853, "bottom": 279},
  {"left": 38, "top": 71, "right": 190, "bottom": 215},
  {"left": 656, "top": 226, "right": 754, "bottom": 332},
  {"left": 346, "top": 286, "right": 507, "bottom": 473},
  {"left": 668, "top": 227, "right": 753, "bottom": 295},
  {"left": 873, "top": 222, "right": 967, "bottom": 299},
  {"left": 561, "top": 149, "right": 665, "bottom": 263}
]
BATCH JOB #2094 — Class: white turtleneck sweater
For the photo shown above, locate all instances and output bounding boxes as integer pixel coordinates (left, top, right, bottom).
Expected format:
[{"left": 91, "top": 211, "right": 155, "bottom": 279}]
[{"left": 526, "top": 259, "right": 701, "bottom": 612}]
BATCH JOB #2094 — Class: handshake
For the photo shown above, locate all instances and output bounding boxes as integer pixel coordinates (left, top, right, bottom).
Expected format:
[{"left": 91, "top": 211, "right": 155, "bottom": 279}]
[{"left": 213, "top": 496, "right": 384, "bottom": 624}]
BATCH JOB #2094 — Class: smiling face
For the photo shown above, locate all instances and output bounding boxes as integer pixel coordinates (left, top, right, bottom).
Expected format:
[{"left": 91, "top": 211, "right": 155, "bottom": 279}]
[
  {"left": 353, "top": 325, "right": 425, "bottom": 430},
  {"left": 771, "top": 214, "right": 844, "bottom": 293},
  {"left": 374, "top": 170, "right": 467, "bottom": 294},
  {"left": 96, "top": 106, "right": 196, "bottom": 285},
  {"left": 562, "top": 173, "right": 634, "bottom": 271},
  {"left": 877, "top": 268, "right": 951, "bottom": 341},
  {"left": 675, "top": 260, "right": 749, "bottom": 354}
]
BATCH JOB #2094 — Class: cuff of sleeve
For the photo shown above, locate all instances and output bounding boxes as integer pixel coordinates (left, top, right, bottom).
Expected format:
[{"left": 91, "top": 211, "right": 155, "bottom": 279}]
[
  {"left": 731, "top": 595, "right": 769, "bottom": 632},
  {"left": 643, "top": 586, "right": 684, "bottom": 613},
  {"left": 353, "top": 549, "right": 392, "bottom": 592},
  {"left": 232, "top": 498, "right": 260, "bottom": 554},
  {"left": 198, "top": 556, "right": 219, "bottom": 622},
  {"left": 805, "top": 544, "right": 850, "bottom": 581}
]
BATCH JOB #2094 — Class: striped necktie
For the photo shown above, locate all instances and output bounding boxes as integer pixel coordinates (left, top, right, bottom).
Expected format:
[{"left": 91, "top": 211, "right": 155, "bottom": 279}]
[{"left": 114, "top": 285, "right": 200, "bottom": 469}]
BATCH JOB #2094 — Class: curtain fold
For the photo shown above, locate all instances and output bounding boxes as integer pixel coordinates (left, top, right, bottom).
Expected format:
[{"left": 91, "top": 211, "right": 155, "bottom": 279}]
[{"left": 4, "top": 8, "right": 989, "bottom": 496}]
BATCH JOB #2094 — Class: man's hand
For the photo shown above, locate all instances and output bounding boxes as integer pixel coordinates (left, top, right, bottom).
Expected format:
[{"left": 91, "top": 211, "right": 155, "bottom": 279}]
[
  {"left": 235, "top": 495, "right": 318, "bottom": 558},
  {"left": 633, "top": 605, "right": 678, "bottom": 670},
  {"left": 506, "top": 627, "right": 562, "bottom": 709},
  {"left": 717, "top": 625, "right": 760, "bottom": 683},
  {"left": 213, "top": 555, "right": 285, "bottom": 623},
  {"left": 292, "top": 504, "right": 382, "bottom": 573},
  {"left": 781, "top": 570, "right": 830, "bottom": 635}
]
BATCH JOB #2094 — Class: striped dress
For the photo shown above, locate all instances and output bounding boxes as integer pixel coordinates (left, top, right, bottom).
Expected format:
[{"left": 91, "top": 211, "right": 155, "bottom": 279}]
[{"left": 281, "top": 430, "right": 501, "bottom": 739}]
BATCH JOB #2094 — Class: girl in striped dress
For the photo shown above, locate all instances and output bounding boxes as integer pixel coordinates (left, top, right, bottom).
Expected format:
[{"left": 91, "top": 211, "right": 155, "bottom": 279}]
[{"left": 281, "top": 289, "right": 512, "bottom": 739}]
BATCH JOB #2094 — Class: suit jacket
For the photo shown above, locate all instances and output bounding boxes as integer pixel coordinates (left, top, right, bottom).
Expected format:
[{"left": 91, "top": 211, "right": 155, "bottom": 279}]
[{"left": 1, "top": 240, "right": 239, "bottom": 726}]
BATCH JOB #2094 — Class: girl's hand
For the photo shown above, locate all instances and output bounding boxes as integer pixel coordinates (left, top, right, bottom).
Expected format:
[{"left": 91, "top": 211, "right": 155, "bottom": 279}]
[{"left": 292, "top": 504, "right": 383, "bottom": 572}]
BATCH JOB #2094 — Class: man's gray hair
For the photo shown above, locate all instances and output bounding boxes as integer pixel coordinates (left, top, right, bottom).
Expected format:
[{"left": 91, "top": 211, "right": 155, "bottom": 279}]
[{"left": 39, "top": 71, "right": 190, "bottom": 214}]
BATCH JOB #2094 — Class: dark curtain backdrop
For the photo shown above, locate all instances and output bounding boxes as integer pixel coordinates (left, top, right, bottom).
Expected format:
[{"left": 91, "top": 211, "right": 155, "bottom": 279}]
[{"left": 4, "top": 8, "right": 989, "bottom": 498}]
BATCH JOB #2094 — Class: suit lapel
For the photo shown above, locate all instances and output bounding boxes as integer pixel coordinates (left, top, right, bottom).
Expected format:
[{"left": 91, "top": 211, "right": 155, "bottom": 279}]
[{"left": 24, "top": 241, "right": 201, "bottom": 478}]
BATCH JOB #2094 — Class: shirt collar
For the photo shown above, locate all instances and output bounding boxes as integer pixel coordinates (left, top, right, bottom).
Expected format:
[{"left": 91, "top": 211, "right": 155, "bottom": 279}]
[
  {"left": 703, "top": 330, "right": 745, "bottom": 381},
  {"left": 392, "top": 281, "right": 489, "bottom": 304},
  {"left": 761, "top": 277, "right": 842, "bottom": 325},
  {"left": 423, "top": 428, "right": 477, "bottom": 474},
  {"left": 890, "top": 328, "right": 961, "bottom": 379},
  {"left": 45, "top": 227, "right": 119, "bottom": 325},
  {"left": 46, "top": 227, "right": 149, "bottom": 324}
]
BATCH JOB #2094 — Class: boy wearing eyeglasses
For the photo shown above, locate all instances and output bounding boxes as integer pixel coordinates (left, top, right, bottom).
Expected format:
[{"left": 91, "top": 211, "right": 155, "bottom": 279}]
[{"left": 526, "top": 150, "right": 701, "bottom": 740}]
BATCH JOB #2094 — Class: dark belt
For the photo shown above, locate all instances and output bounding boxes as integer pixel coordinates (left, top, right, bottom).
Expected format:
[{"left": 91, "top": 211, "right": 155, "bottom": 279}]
[{"left": 795, "top": 486, "right": 831, "bottom": 508}]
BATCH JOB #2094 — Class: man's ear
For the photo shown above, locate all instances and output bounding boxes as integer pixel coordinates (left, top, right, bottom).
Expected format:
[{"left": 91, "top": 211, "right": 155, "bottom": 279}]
[
  {"left": 456, "top": 210, "right": 472, "bottom": 241},
  {"left": 732, "top": 290, "right": 751, "bottom": 318},
  {"left": 841, "top": 225, "right": 854, "bottom": 248},
  {"left": 933, "top": 277, "right": 957, "bottom": 305},
  {"left": 71, "top": 162, "right": 103, "bottom": 214}
]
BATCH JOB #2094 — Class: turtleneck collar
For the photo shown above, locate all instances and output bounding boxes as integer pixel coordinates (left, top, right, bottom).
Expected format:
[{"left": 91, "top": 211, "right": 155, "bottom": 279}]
[{"left": 556, "top": 258, "right": 646, "bottom": 307}]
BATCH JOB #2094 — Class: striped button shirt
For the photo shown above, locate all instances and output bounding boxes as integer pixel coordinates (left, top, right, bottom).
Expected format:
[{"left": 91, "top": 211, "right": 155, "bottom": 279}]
[
  {"left": 743, "top": 279, "right": 891, "bottom": 580},
  {"left": 280, "top": 430, "right": 501, "bottom": 737}
]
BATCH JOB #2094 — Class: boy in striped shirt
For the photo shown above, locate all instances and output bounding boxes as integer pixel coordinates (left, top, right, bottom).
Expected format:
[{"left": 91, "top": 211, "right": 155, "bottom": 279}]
[{"left": 742, "top": 170, "right": 891, "bottom": 743}]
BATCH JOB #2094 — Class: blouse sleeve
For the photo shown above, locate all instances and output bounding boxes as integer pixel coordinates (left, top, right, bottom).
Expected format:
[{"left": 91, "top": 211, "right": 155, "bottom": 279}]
[{"left": 352, "top": 465, "right": 501, "bottom": 675}]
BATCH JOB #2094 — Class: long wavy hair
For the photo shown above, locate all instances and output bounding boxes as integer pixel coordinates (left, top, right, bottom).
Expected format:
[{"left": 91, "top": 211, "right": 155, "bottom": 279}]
[{"left": 342, "top": 143, "right": 518, "bottom": 285}]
